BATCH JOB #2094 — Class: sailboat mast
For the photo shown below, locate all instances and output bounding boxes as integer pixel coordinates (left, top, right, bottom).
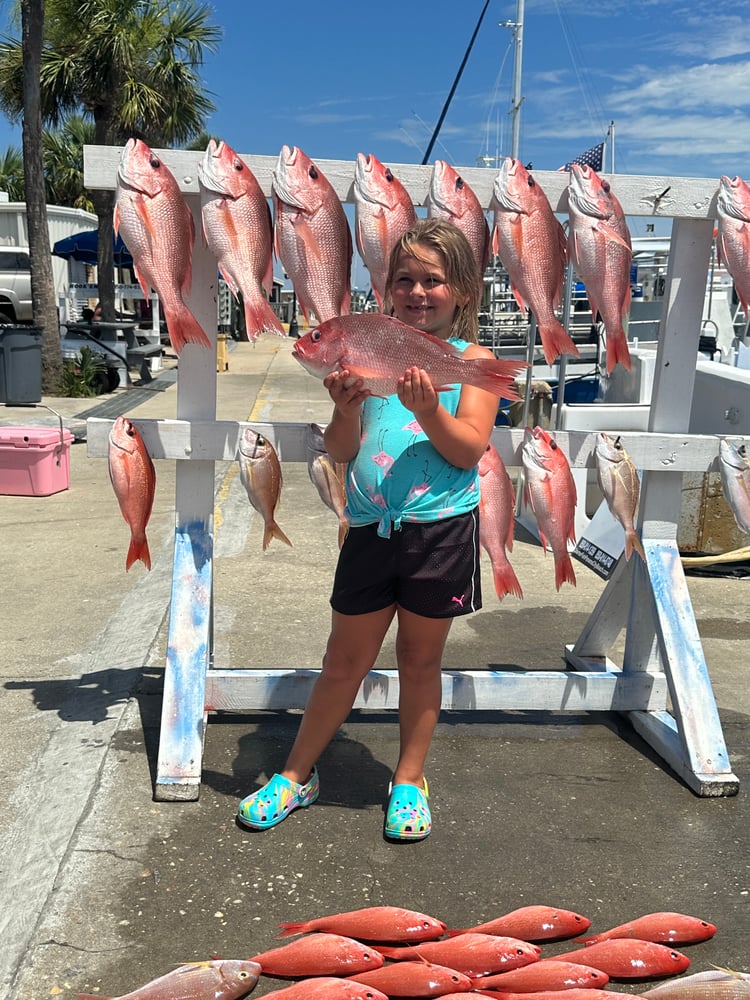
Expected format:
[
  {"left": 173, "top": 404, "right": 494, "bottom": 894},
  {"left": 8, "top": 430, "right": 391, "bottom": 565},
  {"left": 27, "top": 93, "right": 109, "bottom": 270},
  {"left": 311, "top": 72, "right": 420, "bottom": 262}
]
[{"left": 508, "top": 0, "right": 525, "bottom": 159}]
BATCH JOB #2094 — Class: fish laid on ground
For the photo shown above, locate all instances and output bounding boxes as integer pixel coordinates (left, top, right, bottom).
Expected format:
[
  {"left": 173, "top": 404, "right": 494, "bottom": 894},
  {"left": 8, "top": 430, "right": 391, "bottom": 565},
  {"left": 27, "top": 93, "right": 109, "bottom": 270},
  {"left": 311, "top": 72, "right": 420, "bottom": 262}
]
[
  {"left": 108, "top": 416, "right": 156, "bottom": 572},
  {"left": 348, "top": 960, "right": 473, "bottom": 997},
  {"left": 292, "top": 313, "right": 528, "bottom": 399},
  {"left": 306, "top": 422, "right": 349, "bottom": 548},
  {"left": 354, "top": 152, "right": 416, "bottom": 311},
  {"left": 522, "top": 426, "right": 577, "bottom": 590},
  {"left": 469, "top": 959, "right": 609, "bottom": 992},
  {"left": 575, "top": 912, "right": 716, "bottom": 946},
  {"left": 249, "top": 932, "right": 384, "bottom": 977},
  {"left": 428, "top": 159, "right": 491, "bottom": 283},
  {"left": 375, "top": 933, "right": 541, "bottom": 978},
  {"left": 261, "top": 978, "right": 390, "bottom": 1000},
  {"left": 567, "top": 164, "right": 633, "bottom": 374},
  {"left": 272, "top": 144, "right": 352, "bottom": 323},
  {"left": 278, "top": 904, "right": 447, "bottom": 943},
  {"left": 717, "top": 175, "right": 750, "bottom": 320},
  {"left": 595, "top": 432, "right": 646, "bottom": 562},
  {"left": 551, "top": 940, "right": 691, "bottom": 980},
  {"left": 491, "top": 157, "right": 579, "bottom": 365},
  {"left": 474, "top": 990, "right": 641, "bottom": 1000},
  {"left": 719, "top": 438, "right": 750, "bottom": 535},
  {"left": 448, "top": 905, "right": 591, "bottom": 942},
  {"left": 238, "top": 428, "right": 292, "bottom": 550},
  {"left": 642, "top": 969, "right": 750, "bottom": 1000},
  {"left": 199, "top": 139, "right": 286, "bottom": 343},
  {"left": 75, "top": 959, "right": 261, "bottom": 1000},
  {"left": 114, "top": 138, "right": 210, "bottom": 354},
  {"left": 478, "top": 442, "right": 524, "bottom": 600}
]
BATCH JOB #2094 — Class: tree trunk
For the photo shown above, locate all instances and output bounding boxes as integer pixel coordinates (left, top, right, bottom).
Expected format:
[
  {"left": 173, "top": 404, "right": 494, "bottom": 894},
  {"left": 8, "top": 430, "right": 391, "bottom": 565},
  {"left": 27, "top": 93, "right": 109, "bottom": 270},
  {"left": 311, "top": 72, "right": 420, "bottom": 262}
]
[{"left": 21, "top": 0, "right": 63, "bottom": 394}]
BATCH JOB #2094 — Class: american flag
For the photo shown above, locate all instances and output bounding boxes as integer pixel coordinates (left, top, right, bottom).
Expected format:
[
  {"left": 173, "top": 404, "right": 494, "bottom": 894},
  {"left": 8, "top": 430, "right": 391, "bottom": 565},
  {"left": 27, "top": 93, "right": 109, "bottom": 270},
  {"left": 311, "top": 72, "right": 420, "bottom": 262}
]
[{"left": 557, "top": 141, "right": 605, "bottom": 172}]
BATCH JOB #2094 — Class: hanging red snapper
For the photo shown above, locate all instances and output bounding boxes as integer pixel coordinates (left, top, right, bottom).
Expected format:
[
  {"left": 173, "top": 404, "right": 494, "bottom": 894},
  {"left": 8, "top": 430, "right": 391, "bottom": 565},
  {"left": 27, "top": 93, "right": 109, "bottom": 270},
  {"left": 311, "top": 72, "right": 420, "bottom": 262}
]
[
  {"left": 272, "top": 145, "right": 352, "bottom": 323},
  {"left": 238, "top": 428, "right": 292, "bottom": 551},
  {"left": 428, "top": 159, "right": 491, "bottom": 283},
  {"left": 719, "top": 437, "right": 750, "bottom": 535},
  {"left": 108, "top": 416, "right": 156, "bottom": 572},
  {"left": 306, "top": 422, "right": 349, "bottom": 549},
  {"left": 375, "top": 933, "right": 540, "bottom": 978},
  {"left": 199, "top": 139, "right": 286, "bottom": 342},
  {"left": 249, "top": 932, "right": 384, "bottom": 977},
  {"left": 75, "top": 959, "right": 261, "bottom": 1000},
  {"left": 595, "top": 432, "right": 646, "bottom": 562},
  {"left": 261, "top": 978, "right": 390, "bottom": 1000},
  {"left": 574, "top": 912, "right": 716, "bottom": 946},
  {"left": 348, "top": 960, "right": 473, "bottom": 997},
  {"left": 292, "top": 313, "right": 527, "bottom": 399},
  {"left": 354, "top": 152, "right": 416, "bottom": 311},
  {"left": 551, "top": 940, "right": 691, "bottom": 980},
  {"left": 278, "top": 904, "right": 447, "bottom": 943},
  {"left": 522, "top": 426, "right": 577, "bottom": 590},
  {"left": 448, "top": 905, "right": 591, "bottom": 942},
  {"left": 568, "top": 164, "right": 633, "bottom": 374},
  {"left": 114, "top": 138, "right": 211, "bottom": 354},
  {"left": 491, "top": 158, "right": 579, "bottom": 365},
  {"left": 472, "top": 960, "right": 609, "bottom": 992},
  {"left": 717, "top": 175, "right": 750, "bottom": 319},
  {"left": 478, "top": 442, "right": 524, "bottom": 601}
]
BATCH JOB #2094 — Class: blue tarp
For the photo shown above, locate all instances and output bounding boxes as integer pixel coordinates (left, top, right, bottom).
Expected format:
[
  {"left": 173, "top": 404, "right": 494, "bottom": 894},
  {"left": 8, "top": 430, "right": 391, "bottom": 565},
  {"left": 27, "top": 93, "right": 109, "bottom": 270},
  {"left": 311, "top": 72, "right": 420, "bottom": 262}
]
[{"left": 52, "top": 229, "right": 133, "bottom": 267}]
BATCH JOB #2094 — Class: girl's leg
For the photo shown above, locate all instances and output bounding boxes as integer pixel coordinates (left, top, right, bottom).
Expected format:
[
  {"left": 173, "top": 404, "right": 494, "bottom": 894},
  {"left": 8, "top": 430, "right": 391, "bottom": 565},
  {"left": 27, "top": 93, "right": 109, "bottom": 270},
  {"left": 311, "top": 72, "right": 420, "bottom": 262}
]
[
  {"left": 391, "top": 607, "right": 453, "bottom": 787},
  {"left": 281, "top": 604, "right": 396, "bottom": 783}
]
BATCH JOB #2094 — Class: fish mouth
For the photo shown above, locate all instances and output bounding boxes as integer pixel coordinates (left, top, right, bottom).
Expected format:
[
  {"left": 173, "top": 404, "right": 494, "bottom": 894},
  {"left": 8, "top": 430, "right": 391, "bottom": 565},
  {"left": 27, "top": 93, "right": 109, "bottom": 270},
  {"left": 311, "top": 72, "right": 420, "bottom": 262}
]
[
  {"left": 493, "top": 158, "right": 525, "bottom": 214},
  {"left": 197, "top": 140, "right": 230, "bottom": 195},
  {"left": 273, "top": 145, "right": 309, "bottom": 209}
]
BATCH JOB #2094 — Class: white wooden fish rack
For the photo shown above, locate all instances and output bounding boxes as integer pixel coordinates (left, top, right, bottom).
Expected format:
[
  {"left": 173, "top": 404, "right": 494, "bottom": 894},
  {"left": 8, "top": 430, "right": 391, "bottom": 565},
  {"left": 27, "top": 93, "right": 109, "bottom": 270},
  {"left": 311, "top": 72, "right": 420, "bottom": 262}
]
[{"left": 85, "top": 146, "right": 745, "bottom": 800}]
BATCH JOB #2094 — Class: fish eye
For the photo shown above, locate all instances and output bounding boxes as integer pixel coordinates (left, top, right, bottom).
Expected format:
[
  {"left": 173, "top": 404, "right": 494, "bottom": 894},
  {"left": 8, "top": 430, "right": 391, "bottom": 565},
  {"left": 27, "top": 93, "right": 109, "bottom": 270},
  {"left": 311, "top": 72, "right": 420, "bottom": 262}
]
[
  {"left": 385, "top": 168, "right": 394, "bottom": 182},
  {"left": 451, "top": 974, "right": 460, "bottom": 983},
  {"left": 238, "top": 972, "right": 250, "bottom": 980},
  {"left": 550, "top": 439, "right": 558, "bottom": 450},
  {"left": 149, "top": 154, "right": 161, "bottom": 169},
  {"left": 311, "top": 329, "right": 322, "bottom": 341},
  {"left": 456, "top": 177, "right": 464, "bottom": 189},
  {"left": 602, "top": 180, "right": 610, "bottom": 192},
  {"left": 233, "top": 158, "right": 244, "bottom": 172},
  {"left": 309, "top": 165, "right": 318, "bottom": 180},
  {"left": 527, "top": 175, "right": 535, "bottom": 188}
]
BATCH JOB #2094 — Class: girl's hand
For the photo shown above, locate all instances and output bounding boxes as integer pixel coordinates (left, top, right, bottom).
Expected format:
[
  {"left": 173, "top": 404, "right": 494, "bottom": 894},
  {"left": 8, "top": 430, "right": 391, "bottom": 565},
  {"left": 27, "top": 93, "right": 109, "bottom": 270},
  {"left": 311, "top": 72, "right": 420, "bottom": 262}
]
[
  {"left": 324, "top": 368, "right": 367, "bottom": 414},
  {"left": 397, "top": 366, "right": 439, "bottom": 418}
]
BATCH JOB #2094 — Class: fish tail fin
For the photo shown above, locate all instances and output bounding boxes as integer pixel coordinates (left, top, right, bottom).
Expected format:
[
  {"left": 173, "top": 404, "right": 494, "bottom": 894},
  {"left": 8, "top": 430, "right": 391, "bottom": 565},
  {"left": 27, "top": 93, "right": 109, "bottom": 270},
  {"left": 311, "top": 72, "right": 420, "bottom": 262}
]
[
  {"left": 375, "top": 946, "right": 401, "bottom": 959},
  {"left": 243, "top": 296, "right": 287, "bottom": 343},
  {"left": 471, "top": 358, "right": 529, "bottom": 399},
  {"left": 126, "top": 534, "right": 151, "bottom": 572},
  {"left": 538, "top": 321, "right": 580, "bottom": 365},
  {"left": 555, "top": 552, "right": 577, "bottom": 590},
  {"left": 626, "top": 529, "right": 646, "bottom": 563},
  {"left": 493, "top": 562, "right": 524, "bottom": 601},
  {"left": 606, "top": 333, "right": 633, "bottom": 374},
  {"left": 163, "top": 302, "right": 212, "bottom": 354},
  {"left": 263, "top": 521, "right": 293, "bottom": 551},
  {"left": 276, "top": 921, "right": 307, "bottom": 938}
]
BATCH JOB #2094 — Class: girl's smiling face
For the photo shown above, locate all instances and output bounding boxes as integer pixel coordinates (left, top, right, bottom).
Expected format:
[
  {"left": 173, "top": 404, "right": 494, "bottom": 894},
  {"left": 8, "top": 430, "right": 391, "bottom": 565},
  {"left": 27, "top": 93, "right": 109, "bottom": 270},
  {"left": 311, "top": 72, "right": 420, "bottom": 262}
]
[{"left": 389, "top": 245, "right": 462, "bottom": 340}]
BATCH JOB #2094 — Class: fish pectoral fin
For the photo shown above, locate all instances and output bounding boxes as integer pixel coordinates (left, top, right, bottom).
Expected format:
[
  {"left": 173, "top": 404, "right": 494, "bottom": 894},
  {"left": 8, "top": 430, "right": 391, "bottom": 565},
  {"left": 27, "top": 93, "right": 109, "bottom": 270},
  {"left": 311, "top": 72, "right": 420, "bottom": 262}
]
[{"left": 593, "top": 220, "right": 632, "bottom": 251}]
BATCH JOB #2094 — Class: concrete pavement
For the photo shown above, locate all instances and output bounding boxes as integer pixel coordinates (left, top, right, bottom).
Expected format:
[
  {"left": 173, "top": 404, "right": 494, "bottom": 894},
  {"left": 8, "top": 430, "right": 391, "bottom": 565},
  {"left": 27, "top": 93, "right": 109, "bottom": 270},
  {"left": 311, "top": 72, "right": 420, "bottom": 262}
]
[{"left": 0, "top": 338, "right": 748, "bottom": 1000}]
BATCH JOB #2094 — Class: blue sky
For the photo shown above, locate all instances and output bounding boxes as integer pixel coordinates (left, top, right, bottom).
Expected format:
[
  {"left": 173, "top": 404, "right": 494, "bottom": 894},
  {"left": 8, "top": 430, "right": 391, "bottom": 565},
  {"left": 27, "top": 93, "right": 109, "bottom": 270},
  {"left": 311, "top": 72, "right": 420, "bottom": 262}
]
[{"left": 1, "top": 0, "right": 748, "bottom": 181}]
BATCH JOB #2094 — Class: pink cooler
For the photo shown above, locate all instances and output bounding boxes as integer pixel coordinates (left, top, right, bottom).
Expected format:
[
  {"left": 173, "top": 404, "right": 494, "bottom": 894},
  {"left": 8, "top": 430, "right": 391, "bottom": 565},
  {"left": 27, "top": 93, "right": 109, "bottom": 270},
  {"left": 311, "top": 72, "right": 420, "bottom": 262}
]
[{"left": 0, "top": 425, "right": 74, "bottom": 496}]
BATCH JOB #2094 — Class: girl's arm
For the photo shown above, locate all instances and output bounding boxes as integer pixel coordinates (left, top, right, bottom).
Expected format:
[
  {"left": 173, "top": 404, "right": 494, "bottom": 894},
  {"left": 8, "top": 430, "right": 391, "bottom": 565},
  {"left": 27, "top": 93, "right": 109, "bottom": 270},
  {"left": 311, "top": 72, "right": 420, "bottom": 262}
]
[
  {"left": 397, "top": 344, "right": 499, "bottom": 469},
  {"left": 322, "top": 369, "right": 366, "bottom": 463}
]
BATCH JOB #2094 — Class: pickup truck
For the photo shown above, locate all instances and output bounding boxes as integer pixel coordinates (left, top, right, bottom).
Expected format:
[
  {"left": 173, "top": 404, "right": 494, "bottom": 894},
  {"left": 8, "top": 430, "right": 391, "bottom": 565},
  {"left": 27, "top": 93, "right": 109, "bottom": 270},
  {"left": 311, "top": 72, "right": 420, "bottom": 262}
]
[{"left": 0, "top": 247, "right": 33, "bottom": 323}]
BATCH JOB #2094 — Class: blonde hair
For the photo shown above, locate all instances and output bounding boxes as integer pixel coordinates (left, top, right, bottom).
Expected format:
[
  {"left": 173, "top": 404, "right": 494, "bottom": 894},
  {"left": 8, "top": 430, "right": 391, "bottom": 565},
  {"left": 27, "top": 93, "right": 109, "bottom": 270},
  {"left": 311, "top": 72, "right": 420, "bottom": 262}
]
[{"left": 383, "top": 217, "right": 481, "bottom": 343}]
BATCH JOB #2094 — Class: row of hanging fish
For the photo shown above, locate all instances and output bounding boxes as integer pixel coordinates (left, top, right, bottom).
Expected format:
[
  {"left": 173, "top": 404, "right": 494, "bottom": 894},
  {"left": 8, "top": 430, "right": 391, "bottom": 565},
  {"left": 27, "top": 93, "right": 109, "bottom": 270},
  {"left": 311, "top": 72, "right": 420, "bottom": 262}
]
[
  {"left": 81, "top": 904, "right": 747, "bottom": 1000},
  {"left": 113, "top": 136, "right": 750, "bottom": 382}
]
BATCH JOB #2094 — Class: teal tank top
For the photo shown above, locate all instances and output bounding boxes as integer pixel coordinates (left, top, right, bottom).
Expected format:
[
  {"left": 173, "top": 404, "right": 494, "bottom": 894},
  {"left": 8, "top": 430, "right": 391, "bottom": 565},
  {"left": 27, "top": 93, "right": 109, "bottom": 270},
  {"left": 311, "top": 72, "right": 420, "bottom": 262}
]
[{"left": 344, "top": 337, "right": 481, "bottom": 538}]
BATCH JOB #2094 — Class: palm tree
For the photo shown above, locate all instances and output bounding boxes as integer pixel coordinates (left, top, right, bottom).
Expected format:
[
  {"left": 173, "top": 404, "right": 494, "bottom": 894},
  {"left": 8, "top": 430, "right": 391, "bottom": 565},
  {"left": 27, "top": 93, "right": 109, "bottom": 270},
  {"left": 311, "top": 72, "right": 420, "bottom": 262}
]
[
  {"left": 0, "top": 146, "right": 24, "bottom": 201},
  {"left": 43, "top": 115, "right": 95, "bottom": 211},
  {"left": 0, "top": 0, "right": 221, "bottom": 331}
]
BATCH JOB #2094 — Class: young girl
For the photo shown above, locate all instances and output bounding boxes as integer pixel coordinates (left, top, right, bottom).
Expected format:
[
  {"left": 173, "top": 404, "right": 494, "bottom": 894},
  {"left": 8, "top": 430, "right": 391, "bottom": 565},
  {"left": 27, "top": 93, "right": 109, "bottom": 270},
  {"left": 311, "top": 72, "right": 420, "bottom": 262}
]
[{"left": 238, "top": 218, "right": 498, "bottom": 840}]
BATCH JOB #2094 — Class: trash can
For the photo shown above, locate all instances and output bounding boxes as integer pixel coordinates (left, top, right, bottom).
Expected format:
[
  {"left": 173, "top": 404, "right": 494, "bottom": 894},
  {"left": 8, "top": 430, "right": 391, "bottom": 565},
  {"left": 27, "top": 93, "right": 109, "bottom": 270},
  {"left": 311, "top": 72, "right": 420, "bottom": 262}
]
[{"left": 0, "top": 326, "right": 43, "bottom": 404}]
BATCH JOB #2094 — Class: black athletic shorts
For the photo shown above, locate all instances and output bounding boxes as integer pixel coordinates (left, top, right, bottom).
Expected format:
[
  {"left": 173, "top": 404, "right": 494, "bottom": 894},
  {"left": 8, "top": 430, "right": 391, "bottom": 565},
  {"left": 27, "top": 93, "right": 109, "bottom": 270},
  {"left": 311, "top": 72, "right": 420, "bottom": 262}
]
[{"left": 330, "top": 509, "right": 482, "bottom": 619}]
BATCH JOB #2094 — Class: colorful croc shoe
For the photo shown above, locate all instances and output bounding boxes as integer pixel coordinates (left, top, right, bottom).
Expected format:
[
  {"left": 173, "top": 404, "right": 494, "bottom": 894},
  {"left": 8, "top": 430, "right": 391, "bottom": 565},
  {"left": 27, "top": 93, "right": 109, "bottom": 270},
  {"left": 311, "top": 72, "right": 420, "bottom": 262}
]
[
  {"left": 384, "top": 777, "right": 431, "bottom": 841},
  {"left": 237, "top": 768, "right": 319, "bottom": 830}
]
